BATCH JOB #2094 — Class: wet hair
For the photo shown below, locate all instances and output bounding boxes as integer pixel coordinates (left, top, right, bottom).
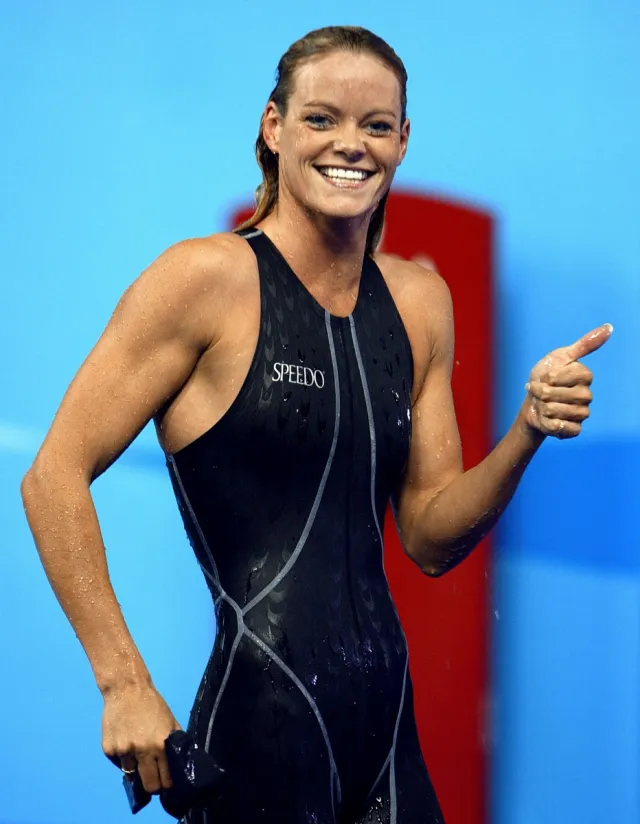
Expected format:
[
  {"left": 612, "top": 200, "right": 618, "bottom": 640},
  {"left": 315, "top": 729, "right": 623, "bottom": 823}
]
[{"left": 235, "top": 26, "right": 408, "bottom": 255}]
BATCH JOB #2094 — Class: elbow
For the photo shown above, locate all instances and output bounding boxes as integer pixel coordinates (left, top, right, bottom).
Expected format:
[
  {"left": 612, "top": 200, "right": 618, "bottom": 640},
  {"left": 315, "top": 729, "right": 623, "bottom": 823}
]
[
  {"left": 21, "top": 461, "right": 50, "bottom": 513},
  {"left": 21, "top": 454, "right": 87, "bottom": 509},
  {"left": 405, "top": 537, "right": 457, "bottom": 579},
  {"left": 422, "top": 563, "right": 448, "bottom": 578},
  {"left": 419, "top": 558, "right": 451, "bottom": 578},
  {"left": 405, "top": 539, "right": 449, "bottom": 578},
  {"left": 21, "top": 465, "right": 38, "bottom": 508}
]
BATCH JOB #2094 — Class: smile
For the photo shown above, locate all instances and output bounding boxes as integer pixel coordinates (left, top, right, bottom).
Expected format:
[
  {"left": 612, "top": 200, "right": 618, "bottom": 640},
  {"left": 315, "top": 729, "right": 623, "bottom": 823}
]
[{"left": 315, "top": 166, "right": 375, "bottom": 188}]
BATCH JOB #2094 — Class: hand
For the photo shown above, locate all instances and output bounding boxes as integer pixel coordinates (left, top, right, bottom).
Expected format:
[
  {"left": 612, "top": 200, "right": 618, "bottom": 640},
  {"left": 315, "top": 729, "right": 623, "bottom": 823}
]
[
  {"left": 520, "top": 323, "right": 612, "bottom": 439},
  {"left": 102, "top": 680, "right": 182, "bottom": 795}
]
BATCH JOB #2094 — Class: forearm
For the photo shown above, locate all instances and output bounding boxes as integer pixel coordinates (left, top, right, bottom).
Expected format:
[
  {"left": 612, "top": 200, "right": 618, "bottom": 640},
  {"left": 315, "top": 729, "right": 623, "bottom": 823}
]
[
  {"left": 21, "top": 464, "right": 151, "bottom": 694},
  {"left": 410, "top": 405, "right": 544, "bottom": 575}
]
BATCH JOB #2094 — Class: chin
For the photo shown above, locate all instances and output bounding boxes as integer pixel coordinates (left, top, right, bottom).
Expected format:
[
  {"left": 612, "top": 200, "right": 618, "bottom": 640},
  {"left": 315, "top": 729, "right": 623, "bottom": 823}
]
[{"left": 310, "top": 194, "right": 379, "bottom": 223}]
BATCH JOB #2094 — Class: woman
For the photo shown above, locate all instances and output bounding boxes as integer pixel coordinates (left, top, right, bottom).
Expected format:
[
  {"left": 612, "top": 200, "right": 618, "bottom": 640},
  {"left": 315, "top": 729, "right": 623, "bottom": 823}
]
[{"left": 22, "top": 25, "right": 609, "bottom": 823}]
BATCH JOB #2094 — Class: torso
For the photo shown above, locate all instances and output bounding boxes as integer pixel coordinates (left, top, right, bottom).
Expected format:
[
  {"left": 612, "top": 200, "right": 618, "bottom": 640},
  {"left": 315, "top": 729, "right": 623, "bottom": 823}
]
[{"left": 163, "top": 227, "right": 422, "bottom": 815}]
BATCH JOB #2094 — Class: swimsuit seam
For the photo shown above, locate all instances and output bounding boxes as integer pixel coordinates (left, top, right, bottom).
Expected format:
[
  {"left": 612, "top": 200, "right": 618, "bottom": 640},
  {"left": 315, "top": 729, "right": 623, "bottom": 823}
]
[
  {"left": 348, "top": 318, "right": 408, "bottom": 646},
  {"left": 241, "top": 310, "right": 342, "bottom": 615},
  {"left": 244, "top": 626, "right": 342, "bottom": 820}
]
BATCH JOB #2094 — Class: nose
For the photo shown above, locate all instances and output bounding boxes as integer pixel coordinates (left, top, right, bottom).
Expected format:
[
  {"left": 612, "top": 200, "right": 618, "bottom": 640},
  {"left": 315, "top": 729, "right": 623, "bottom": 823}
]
[{"left": 332, "top": 122, "right": 366, "bottom": 162}]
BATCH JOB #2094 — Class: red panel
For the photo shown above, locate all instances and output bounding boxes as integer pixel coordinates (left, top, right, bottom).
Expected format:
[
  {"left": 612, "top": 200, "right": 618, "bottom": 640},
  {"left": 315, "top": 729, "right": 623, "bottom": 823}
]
[
  {"left": 380, "top": 192, "right": 493, "bottom": 824},
  {"left": 228, "top": 191, "right": 494, "bottom": 824}
]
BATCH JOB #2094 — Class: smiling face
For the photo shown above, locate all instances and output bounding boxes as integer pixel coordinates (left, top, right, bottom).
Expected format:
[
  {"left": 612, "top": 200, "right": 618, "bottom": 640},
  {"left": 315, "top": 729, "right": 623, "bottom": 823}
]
[{"left": 263, "top": 50, "right": 410, "bottom": 225}]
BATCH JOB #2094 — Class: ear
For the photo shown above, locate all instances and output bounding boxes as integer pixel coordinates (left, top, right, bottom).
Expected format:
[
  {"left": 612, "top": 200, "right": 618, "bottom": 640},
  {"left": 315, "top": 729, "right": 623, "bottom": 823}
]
[
  {"left": 262, "top": 101, "right": 284, "bottom": 154},
  {"left": 397, "top": 118, "right": 410, "bottom": 165}
]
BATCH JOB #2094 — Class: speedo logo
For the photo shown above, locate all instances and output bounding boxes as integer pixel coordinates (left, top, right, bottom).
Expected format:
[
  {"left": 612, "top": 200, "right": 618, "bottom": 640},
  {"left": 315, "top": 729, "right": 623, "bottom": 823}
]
[{"left": 272, "top": 362, "right": 325, "bottom": 389}]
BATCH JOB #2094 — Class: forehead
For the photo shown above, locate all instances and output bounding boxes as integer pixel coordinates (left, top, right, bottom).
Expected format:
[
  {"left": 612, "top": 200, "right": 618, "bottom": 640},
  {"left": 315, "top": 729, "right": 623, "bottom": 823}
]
[{"left": 289, "top": 51, "right": 401, "bottom": 114}]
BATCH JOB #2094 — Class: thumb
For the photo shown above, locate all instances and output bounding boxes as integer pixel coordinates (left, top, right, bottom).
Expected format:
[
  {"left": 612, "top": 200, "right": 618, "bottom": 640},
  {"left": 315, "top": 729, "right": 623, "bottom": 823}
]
[{"left": 556, "top": 323, "right": 613, "bottom": 365}]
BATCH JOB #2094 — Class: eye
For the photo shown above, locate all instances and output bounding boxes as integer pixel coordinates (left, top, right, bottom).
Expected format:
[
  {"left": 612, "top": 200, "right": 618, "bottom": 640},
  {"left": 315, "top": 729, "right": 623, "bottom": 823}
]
[
  {"left": 304, "top": 113, "right": 333, "bottom": 129},
  {"left": 366, "top": 121, "right": 393, "bottom": 135}
]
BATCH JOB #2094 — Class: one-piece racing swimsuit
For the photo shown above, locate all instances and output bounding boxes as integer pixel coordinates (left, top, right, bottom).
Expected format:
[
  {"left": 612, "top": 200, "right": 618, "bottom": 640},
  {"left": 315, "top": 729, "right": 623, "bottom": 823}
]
[{"left": 167, "top": 229, "right": 445, "bottom": 823}]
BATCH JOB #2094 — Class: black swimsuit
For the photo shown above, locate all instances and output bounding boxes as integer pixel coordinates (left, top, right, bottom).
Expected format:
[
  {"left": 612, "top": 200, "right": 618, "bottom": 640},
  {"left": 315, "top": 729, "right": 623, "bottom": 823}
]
[{"left": 166, "top": 229, "right": 445, "bottom": 823}]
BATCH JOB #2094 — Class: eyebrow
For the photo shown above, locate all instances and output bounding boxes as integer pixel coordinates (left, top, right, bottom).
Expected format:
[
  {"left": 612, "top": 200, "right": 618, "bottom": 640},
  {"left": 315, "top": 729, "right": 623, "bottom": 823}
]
[{"left": 301, "top": 100, "right": 398, "bottom": 119}]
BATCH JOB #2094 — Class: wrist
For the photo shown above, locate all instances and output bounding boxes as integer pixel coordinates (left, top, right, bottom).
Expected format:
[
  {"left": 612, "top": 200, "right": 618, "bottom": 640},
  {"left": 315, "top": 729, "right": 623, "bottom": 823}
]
[
  {"left": 513, "top": 402, "right": 546, "bottom": 451},
  {"left": 94, "top": 654, "right": 152, "bottom": 697}
]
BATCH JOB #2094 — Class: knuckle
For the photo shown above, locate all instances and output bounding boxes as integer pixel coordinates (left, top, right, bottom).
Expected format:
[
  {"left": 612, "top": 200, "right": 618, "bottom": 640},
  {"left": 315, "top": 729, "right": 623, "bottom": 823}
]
[{"left": 541, "top": 384, "right": 553, "bottom": 401}]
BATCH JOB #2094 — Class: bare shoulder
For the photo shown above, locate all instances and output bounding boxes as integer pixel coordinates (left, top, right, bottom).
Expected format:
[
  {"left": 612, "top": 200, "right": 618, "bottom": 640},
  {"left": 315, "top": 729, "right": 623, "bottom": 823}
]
[
  {"left": 373, "top": 252, "right": 452, "bottom": 314},
  {"left": 122, "top": 231, "right": 256, "bottom": 346},
  {"left": 373, "top": 253, "right": 454, "bottom": 394},
  {"left": 133, "top": 231, "right": 255, "bottom": 303}
]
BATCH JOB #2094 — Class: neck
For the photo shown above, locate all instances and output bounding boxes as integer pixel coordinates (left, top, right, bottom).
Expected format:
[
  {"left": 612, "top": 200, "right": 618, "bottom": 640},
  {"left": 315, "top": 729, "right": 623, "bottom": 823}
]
[{"left": 259, "top": 197, "right": 373, "bottom": 281}]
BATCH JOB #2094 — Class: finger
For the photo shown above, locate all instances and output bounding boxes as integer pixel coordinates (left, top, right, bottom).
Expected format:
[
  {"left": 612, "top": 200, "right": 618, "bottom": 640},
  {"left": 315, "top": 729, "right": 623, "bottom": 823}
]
[
  {"left": 119, "top": 754, "right": 138, "bottom": 774},
  {"left": 529, "top": 361, "right": 592, "bottom": 388},
  {"left": 538, "top": 402, "right": 590, "bottom": 423},
  {"left": 543, "top": 418, "right": 582, "bottom": 439},
  {"left": 527, "top": 381, "right": 593, "bottom": 404},
  {"left": 546, "top": 362, "right": 593, "bottom": 387},
  {"left": 136, "top": 753, "right": 162, "bottom": 795},
  {"left": 561, "top": 323, "right": 613, "bottom": 363},
  {"left": 156, "top": 751, "right": 174, "bottom": 790},
  {"left": 104, "top": 746, "right": 137, "bottom": 773}
]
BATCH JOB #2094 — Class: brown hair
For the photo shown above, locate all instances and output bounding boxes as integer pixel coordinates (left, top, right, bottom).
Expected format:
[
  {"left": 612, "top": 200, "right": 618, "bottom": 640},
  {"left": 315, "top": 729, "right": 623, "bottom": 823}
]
[{"left": 235, "top": 26, "right": 408, "bottom": 255}]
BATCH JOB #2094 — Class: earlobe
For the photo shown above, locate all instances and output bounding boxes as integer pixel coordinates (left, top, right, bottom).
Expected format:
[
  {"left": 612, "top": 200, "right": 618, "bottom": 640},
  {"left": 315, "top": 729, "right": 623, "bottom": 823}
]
[
  {"left": 262, "top": 102, "right": 282, "bottom": 155},
  {"left": 398, "top": 118, "right": 411, "bottom": 165}
]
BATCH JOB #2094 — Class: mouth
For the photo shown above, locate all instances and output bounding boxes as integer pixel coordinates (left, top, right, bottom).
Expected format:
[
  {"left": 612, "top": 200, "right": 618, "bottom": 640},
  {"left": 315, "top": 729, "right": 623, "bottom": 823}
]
[{"left": 314, "top": 166, "right": 377, "bottom": 189}]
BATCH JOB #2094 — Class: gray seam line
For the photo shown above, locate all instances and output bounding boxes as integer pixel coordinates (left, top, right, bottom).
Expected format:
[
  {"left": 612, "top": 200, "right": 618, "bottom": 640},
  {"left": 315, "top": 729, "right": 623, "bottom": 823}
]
[
  {"left": 349, "top": 317, "right": 409, "bottom": 645},
  {"left": 348, "top": 317, "right": 383, "bottom": 548},
  {"left": 241, "top": 310, "right": 341, "bottom": 616},
  {"left": 168, "top": 455, "right": 224, "bottom": 594},
  {"left": 245, "top": 626, "right": 342, "bottom": 818},
  {"left": 241, "top": 228, "right": 262, "bottom": 239},
  {"left": 369, "top": 750, "right": 392, "bottom": 799},
  {"left": 205, "top": 598, "right": 244, "bottom": 752},
  {"left": 168, "top": 457, "right": 246, "bottom": 757},
  {"left": 367, "top": 655, "right": 408, "bottom": 802},
  {"left": 390, "top": 656, "right": 409, "bottom": 823}
]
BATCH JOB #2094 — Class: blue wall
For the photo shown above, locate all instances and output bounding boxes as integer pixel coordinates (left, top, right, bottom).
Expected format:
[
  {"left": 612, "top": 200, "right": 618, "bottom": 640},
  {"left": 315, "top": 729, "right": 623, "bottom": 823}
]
[{"left": 1, "top": 3, "right": 637, "bottom": 822}]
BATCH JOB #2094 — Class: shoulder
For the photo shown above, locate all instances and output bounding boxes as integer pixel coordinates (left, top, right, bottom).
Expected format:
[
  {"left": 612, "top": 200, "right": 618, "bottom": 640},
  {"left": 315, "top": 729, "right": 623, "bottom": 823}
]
[
  {"left": 133, "top": 231, "right": 255, "bottom": 298},
  {"left": 116, "top": 231, "right": 258, "bottom": 348},
  {"left": 372, "top": 252, "right": 452, "bottom": 314},
  {"left": 123, "top": 231, "right": 256, "bottom": 316},
  {"left": 372, "top": 253, "right": 454, "bottom": 386}
]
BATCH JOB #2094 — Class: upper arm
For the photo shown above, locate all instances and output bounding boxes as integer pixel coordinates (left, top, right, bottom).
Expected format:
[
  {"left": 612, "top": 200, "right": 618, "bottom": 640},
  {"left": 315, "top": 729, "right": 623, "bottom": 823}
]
[
  {"left": 30, "top": 237, "right": 228, "bottom": 482},
  {"left": 392, "top": 265, "right": 463, "bottom": 553}
]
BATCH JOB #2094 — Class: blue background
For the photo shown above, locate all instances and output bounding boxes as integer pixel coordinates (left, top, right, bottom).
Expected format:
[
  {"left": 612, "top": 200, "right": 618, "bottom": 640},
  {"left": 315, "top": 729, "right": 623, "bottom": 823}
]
[{"left": 1, "top": 2, "right": 638, "bottom": 822}]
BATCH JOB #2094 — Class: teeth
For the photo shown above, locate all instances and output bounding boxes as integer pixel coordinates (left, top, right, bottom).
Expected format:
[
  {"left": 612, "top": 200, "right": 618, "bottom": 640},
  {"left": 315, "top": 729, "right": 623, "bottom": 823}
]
[{"left": 320, "top": 167, "right": 369, "bottom": 181}]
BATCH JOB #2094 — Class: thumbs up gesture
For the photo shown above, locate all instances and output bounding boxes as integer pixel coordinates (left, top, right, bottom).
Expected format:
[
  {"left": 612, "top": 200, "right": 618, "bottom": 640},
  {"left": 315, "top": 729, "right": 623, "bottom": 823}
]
[{"left": 522, "top": 324, "right": 613, "bottom": 439}]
